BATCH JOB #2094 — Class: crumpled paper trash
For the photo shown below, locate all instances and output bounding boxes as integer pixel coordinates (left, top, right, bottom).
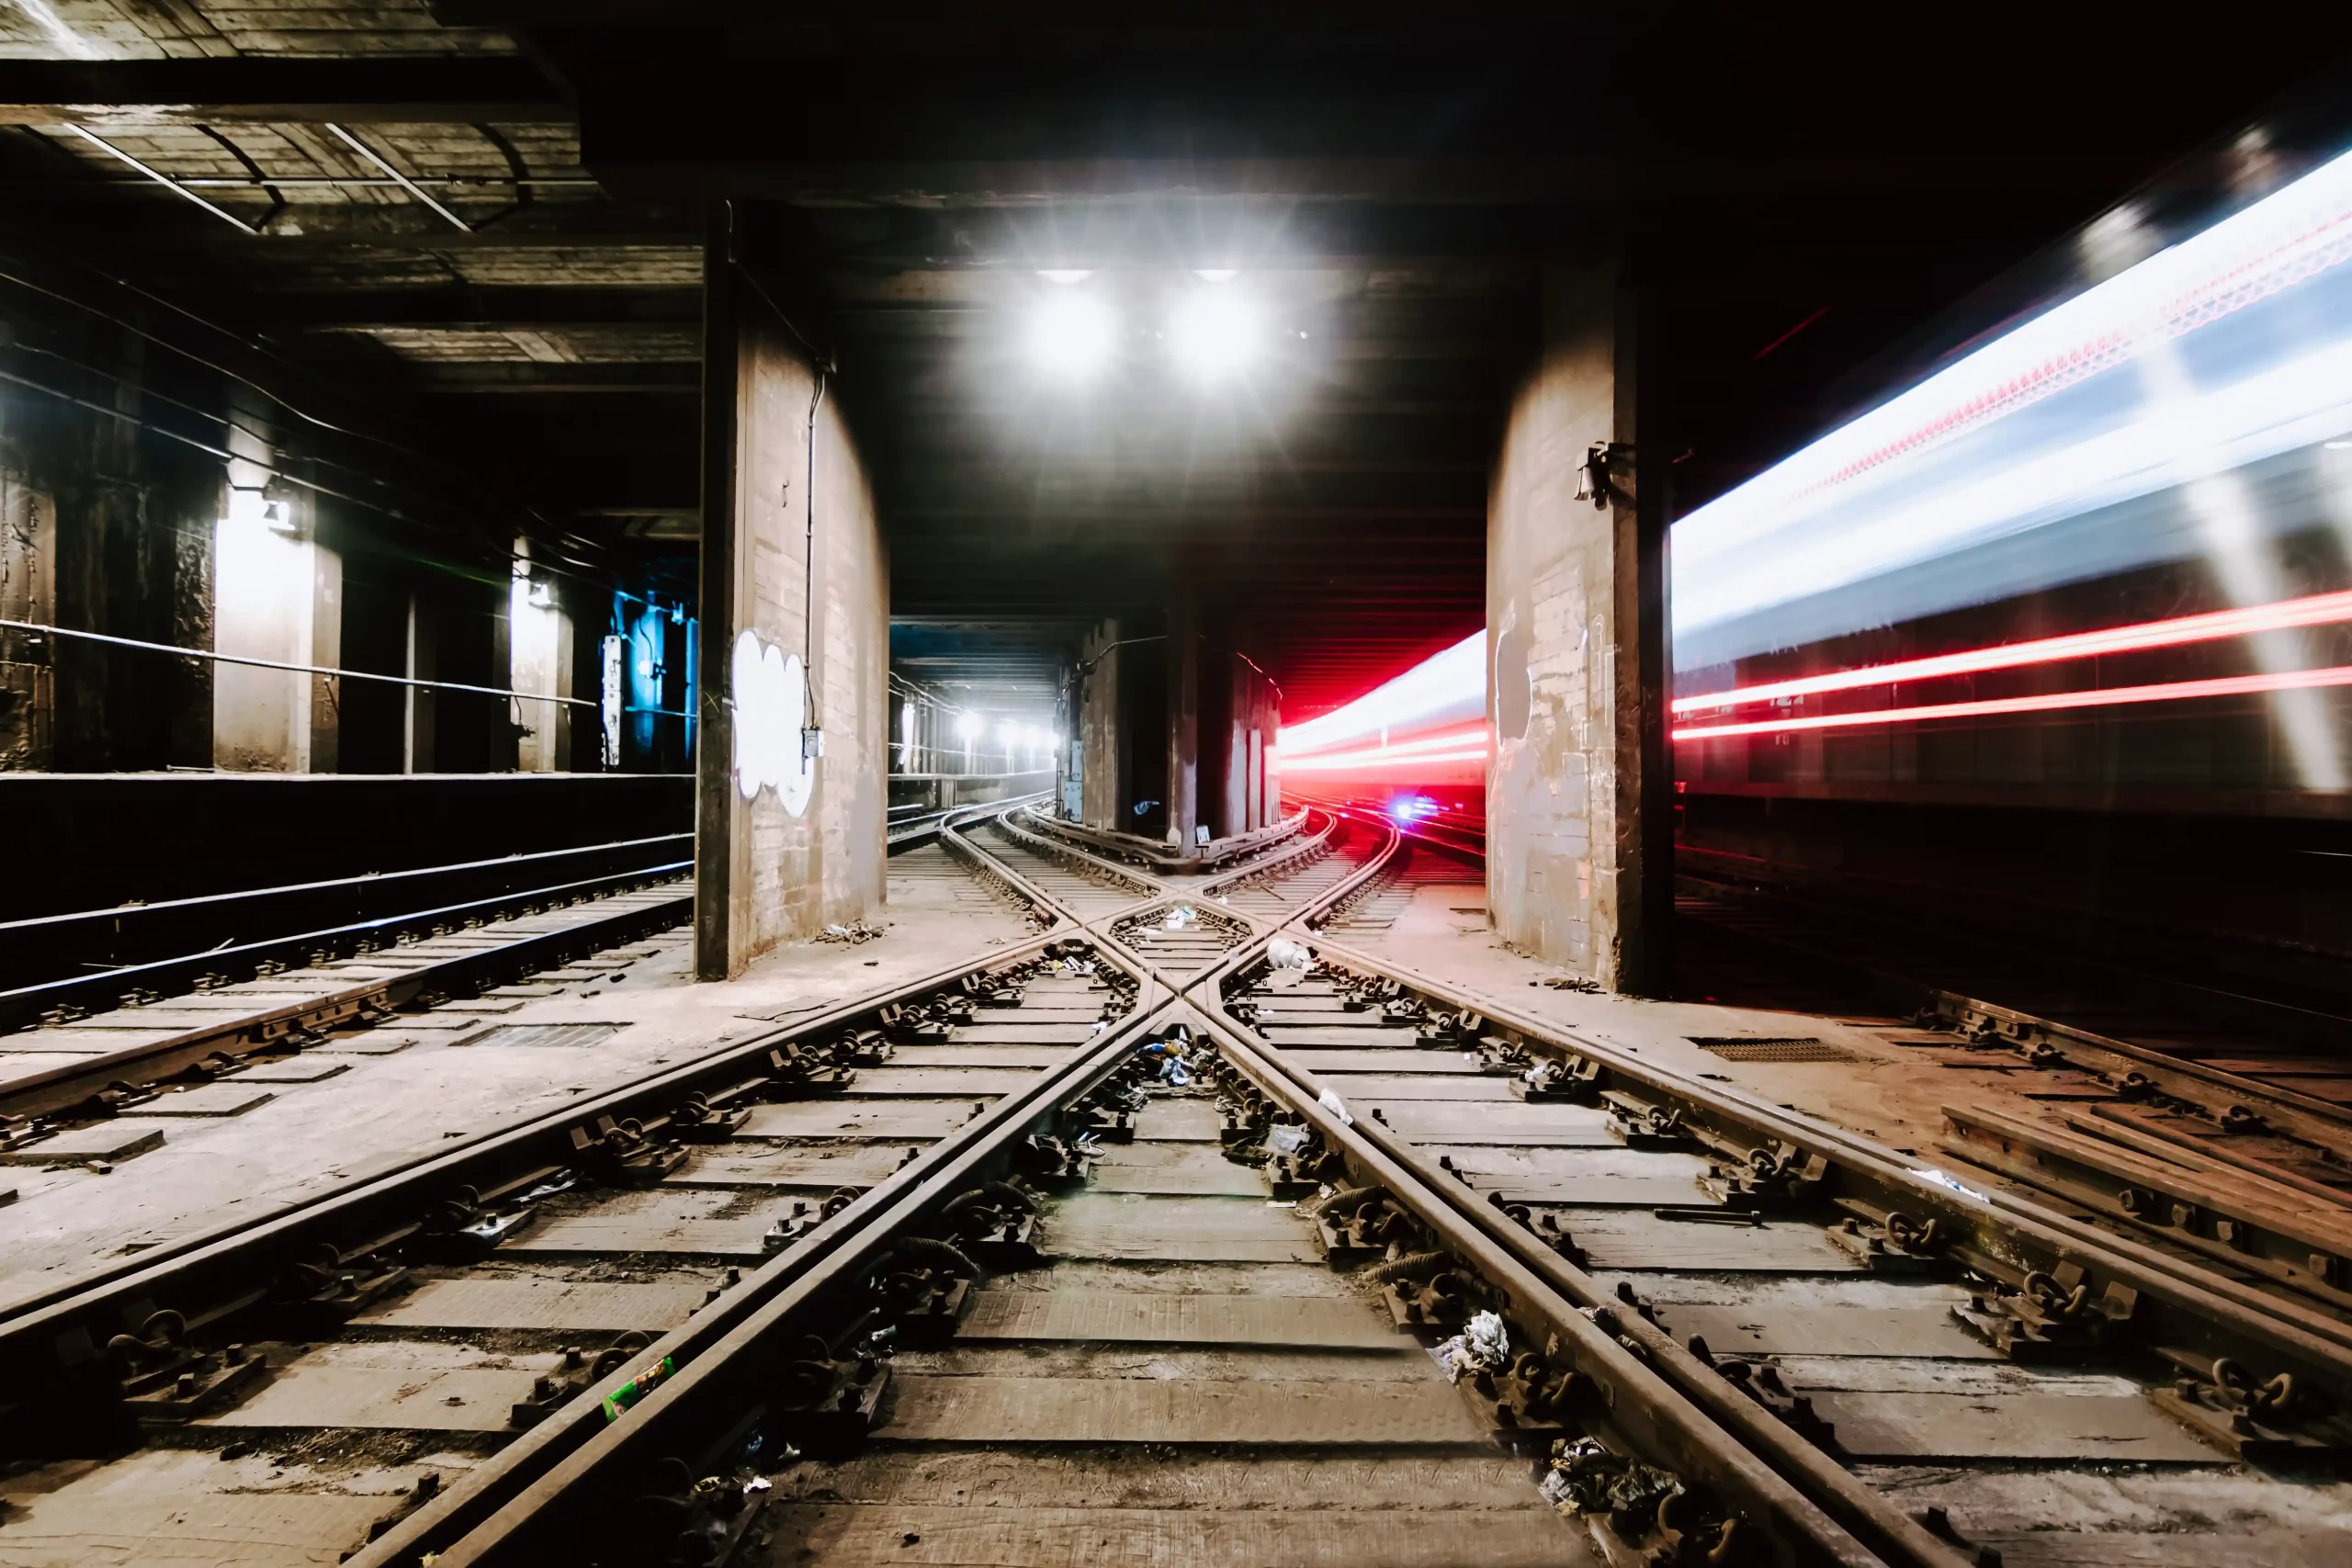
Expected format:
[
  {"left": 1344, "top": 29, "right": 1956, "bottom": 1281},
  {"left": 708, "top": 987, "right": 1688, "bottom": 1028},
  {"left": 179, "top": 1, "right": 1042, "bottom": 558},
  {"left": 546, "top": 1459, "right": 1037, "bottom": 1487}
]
[{"left": 1432, "top": 1310, "right": 1510, "bottom": 1383}]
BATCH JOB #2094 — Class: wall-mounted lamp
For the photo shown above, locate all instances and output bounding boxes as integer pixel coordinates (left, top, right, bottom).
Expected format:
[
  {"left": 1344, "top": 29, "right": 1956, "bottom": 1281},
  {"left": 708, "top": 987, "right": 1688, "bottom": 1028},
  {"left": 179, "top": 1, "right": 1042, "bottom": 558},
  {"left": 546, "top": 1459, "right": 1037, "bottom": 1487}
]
[
  {"left": 527, "top": 580, "right": 553, "bottom": 609},
  {"left": 1575, "top": 442, "right": 1634, "bottom": 511},
  {"left": 225, "top": 485, "right": 299, "bottom": 535}
]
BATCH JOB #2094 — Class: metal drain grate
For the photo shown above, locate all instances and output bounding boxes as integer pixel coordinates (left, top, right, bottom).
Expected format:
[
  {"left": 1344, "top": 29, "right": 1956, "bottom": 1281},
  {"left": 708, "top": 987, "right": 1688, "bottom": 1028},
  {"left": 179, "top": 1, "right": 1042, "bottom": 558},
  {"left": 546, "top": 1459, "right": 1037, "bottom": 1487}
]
[
  {"left": 461, "top": 1022, "right": 628, "bottom": 1050},
  {"left": 1688, "top": 1036, "right": 1855, "bottom": 1064}
]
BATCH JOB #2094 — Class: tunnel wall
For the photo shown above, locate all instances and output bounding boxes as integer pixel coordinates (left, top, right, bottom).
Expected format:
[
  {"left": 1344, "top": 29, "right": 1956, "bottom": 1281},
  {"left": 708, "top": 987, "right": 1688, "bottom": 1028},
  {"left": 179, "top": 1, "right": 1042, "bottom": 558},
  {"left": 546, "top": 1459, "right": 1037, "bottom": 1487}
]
[
  {"left": 695, "top": 281, "right": 888, "bottom": 979},
  {"left": 1678, "top": 789, "right": 2352, "bottom": 998},
  {"left": 0, "top": 277, "right": 655, "bottom": 781}
]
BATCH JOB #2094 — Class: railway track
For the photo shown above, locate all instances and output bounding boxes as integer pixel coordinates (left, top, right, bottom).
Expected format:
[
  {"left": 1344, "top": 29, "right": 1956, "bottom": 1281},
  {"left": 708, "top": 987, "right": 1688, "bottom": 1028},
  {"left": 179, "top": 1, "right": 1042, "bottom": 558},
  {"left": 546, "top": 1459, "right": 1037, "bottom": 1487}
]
[
  {"left": 0, "top": 838, "right": 696, "bottom": 1126},
  {"left": 0, "top": 805, "right": 1329, "bottom": 1565},
  {"left": 6, "top": 802, "right": 2347, "bottom": 1566},
  {"left": 1675, "top": 866, "right": 2352, "bottom": 1334}
]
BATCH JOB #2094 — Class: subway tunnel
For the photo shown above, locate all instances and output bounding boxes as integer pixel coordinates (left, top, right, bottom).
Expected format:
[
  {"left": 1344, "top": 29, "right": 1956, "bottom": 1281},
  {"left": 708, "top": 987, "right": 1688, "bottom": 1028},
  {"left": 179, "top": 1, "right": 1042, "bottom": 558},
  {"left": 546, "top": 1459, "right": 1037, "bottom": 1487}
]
[{"left": 3, "top": 11, "right": 2352, "bottom": 1567}]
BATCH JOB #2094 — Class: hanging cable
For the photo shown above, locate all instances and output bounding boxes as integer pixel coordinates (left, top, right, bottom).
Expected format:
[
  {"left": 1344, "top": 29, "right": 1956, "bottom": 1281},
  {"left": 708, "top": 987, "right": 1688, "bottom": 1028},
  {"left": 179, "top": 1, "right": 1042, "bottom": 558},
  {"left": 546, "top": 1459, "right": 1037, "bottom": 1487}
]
[{"left": 0, "top": 618, "right": 596, "bottom": 707}]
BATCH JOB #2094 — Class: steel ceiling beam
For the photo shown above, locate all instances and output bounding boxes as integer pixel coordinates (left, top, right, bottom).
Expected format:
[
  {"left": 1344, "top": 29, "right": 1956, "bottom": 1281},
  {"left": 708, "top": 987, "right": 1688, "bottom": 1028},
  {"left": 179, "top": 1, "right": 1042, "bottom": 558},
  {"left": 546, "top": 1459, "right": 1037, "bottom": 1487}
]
[{"left": 0, "top": 59, "right": 569, "bottom": 126}]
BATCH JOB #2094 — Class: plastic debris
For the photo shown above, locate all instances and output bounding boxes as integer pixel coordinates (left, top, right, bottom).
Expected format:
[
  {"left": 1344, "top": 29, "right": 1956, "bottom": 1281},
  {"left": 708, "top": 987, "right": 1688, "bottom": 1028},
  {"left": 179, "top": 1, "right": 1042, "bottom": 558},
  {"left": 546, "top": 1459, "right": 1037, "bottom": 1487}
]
[
  {"left": 1432, "top": 1310, "right": 1510, "bottom": 1382},
  {"left": 815, "top": 919, "right": 885, "bottom": 945},
  {"left": 1317, "top": 1087, "right": 1354, "bottom": 1126},
  {"left": 1163, "top": 905, "right": 1199, "bottom": 931},
  {"left": 1540, "top": 1437, "right": 1683, "bottom": 1518},
  {"left": 1913, "top": 1166, "right": 1990, "bottom": 1203},
  {"left": 1266, "top": 936, "right": 1315, "bottom": 973},
  {"left": 1136, "top": 1030, "right": 1196, "bottom": 1087},
  {"left": 1267, "top": 1122, "right": 1310, "bottom": 1156}
]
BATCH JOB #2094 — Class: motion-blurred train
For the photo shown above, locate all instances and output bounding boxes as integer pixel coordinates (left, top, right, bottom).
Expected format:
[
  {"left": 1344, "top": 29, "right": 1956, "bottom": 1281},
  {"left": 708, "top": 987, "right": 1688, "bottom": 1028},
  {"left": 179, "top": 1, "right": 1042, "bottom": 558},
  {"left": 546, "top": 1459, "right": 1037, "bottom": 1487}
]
[{"left": 1279, "top": 139, "right": 2352, "bottom": 849}]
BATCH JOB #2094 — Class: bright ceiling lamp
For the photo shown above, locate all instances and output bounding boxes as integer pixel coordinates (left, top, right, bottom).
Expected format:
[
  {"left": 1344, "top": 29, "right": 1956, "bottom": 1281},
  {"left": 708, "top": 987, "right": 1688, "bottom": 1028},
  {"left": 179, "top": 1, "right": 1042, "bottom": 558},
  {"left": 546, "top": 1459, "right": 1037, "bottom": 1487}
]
[
  {"left": 1168, "top": 281, "right": 1262, "bottom": 382},
  {"left": 1027, "top": 290, "right": 1116, "bottom": 380}
]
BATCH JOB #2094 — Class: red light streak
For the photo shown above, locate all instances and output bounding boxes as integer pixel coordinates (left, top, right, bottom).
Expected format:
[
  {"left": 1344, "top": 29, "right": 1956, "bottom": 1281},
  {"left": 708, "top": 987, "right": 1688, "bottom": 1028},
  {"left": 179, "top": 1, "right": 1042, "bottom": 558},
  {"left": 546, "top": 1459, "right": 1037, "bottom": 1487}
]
[
  {"left": 1282, "top": 748, "right": 1489, "bottom": 773},
  {"left": 1276, "top": 724, "right": 1491, "bottom": 773},
  {"left": 1673, "top": 589, "right": 2352, "bottom": 715},
  {"left": 1671, "top": 665, "right": 2352, "bottom": 742},
  {"left": 1275, "top": 724, "right": 1487, "bottom": 762}
]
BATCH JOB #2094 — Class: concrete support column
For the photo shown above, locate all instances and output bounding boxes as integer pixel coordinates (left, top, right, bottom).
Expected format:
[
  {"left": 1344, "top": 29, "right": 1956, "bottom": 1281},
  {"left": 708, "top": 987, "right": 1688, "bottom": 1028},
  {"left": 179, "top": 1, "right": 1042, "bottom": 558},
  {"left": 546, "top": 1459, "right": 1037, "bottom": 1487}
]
[
  {"left": 1077, "top": 618, "right": 1123, "bottom": 829},
  {"left": 212, "top": 480, "right": 339, "bottom": 774},
  {"left": 402, "top": 588, "right": 435, "bottom": 773},
  {"left": 0, "top": 474, "right": 56, "bottom": 768},
  {"left": 1166, "top": 586, "right": 1199, "bottom": 849},
  {"left": 695, "top": 204, "right": 888, "bottom": 981},
  {"left": 1487, "top": 264, "right": 1671, "bottom": 993},
  {"left": 509, "top": 539, "right": 573, "bottom": 773}
]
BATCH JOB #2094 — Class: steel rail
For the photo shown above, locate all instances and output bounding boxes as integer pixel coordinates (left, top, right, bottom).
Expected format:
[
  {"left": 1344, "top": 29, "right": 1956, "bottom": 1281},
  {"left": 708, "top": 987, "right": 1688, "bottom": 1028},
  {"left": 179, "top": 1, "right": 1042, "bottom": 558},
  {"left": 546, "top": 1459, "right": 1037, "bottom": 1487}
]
[
  {"left": 1, "top": 834, "right": 692, "bottom": 1021},
  {"left": 354, "top": 797, "right": 1285, "bottom": 1566},
  {"left": 0, "top": 829, "right": 1093, "bottom": 1352},
  {"left": 2, "top": 833, "right": 691, "bottom": 943},
  {"left": 1195, "top": 991, "right": 1965, "bottom": 1568},
  {"left": 938, "top": 803, "right": 1883, "bottom": 1565},
  {"left": 984, "top": 798, "right": 2352, "bottom": 1563},
  {"left": 1227, "top": 811, "right": 2352, "bottom": 1365},
  {"left": 1679, "top": 862, "right": 2352, "bottom": 1132},
  {"left": 350, "top": 939, "right": 1169, "bottom": 1565},
  {"left": 1018, "top": 802, "right": 1311, "bottom": 872},
  {"left": 1189, "top": 1000, "right": 1891, "bottom": 1568},
  {"left": 980, "top": 802, "right": 1947, "bottom": 1562},
  {"left": 1302, "top": 930, "right": 2352, "bottom": 1383},
  {"left": 932, "top": 804, "right": 1881, "bottom": 1566},
  {"left": 0, "top": 867, "right": 694, "bottom": 1115},
  {"left": 383, "top": 795, "right": 1879, "bottom": 1568}
]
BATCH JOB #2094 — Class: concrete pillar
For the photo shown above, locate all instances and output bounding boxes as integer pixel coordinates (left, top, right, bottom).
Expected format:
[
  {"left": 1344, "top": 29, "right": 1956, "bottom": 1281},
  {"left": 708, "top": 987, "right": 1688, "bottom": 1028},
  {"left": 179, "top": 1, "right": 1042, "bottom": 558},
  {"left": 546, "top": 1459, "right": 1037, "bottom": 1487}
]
[
  {"left": 1166, "top": 588, "right": 1199, "bottom": 849},
  {"left": 509, "top": 539, "right": 573, "bottom": 773},
  {"left": 212, "top": 481, "right": 339, "bottom": 773},
  {"left": 0, "top": 472, "right": 56, "bottom": 769},
  {"left": 1487, "top": 264, "right": 1671, "bottom": 993},
  {"left": 1077, "top": 618, "right": 1124, "bottom": 829},
  {"left": 695, "top": 204, "right": 888, "bottom": 981},
  {"left": 403, "top": 587, "right": 435, "bottom": 773}
]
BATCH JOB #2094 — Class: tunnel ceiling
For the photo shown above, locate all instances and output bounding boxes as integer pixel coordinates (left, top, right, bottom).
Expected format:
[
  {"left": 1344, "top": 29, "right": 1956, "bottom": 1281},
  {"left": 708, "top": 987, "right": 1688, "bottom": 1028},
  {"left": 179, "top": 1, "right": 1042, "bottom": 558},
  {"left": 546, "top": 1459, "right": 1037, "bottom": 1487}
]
[{"left": 1, "top": 8, "right": 2344, "bottom": 716}]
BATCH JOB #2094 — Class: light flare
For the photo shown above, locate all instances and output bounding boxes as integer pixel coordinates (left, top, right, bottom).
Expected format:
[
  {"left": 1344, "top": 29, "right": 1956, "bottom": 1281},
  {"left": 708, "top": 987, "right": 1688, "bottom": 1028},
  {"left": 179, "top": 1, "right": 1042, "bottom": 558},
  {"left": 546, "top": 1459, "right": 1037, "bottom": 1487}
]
[
  {"left": 1674, "top": 588, "right": 2352, "bottom": 714},
  {"left": 1671, "top": 665, "right": 2352, "bottom": 742}
]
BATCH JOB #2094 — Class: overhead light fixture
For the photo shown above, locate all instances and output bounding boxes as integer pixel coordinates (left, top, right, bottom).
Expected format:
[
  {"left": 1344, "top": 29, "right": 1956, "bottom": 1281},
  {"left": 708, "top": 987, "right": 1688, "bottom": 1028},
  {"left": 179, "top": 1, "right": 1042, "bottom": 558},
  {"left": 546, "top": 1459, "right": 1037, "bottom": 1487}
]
[
  {"left": 224, "top": 486, "right": 299, "bottom": 536},
  {"left": 1026, "top": 291, "right": 1116, "bottom": 380},
  {"left": 527, "top": 580, "right": 553, "bottom": 608},
  {"left": 1037, "top": 269, "right": 1093, "bottom": 285},
  {"left": 1168, "top": 285, "right": 1263, "bottom": 382},
  {"left": 955, "top": 712, "right": 984, "bottom": 743},
  {"left": 1193, "top": 268, "right": 1239, "bottom": 283}
]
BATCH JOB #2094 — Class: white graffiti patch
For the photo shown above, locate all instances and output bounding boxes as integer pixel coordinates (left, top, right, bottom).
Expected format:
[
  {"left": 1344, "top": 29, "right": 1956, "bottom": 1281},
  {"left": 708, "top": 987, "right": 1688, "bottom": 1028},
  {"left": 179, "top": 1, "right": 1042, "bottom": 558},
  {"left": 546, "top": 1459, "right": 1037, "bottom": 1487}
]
[{"left": 730, "top": 629, "right": 815, "bottom": 817}]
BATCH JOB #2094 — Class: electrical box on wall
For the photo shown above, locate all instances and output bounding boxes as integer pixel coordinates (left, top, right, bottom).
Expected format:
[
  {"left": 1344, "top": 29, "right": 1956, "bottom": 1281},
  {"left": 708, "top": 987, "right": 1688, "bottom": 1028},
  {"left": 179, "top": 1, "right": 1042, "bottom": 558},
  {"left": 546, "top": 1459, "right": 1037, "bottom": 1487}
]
[{"left": 599, "top": 635, "right": 623, "bottom": 768}]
